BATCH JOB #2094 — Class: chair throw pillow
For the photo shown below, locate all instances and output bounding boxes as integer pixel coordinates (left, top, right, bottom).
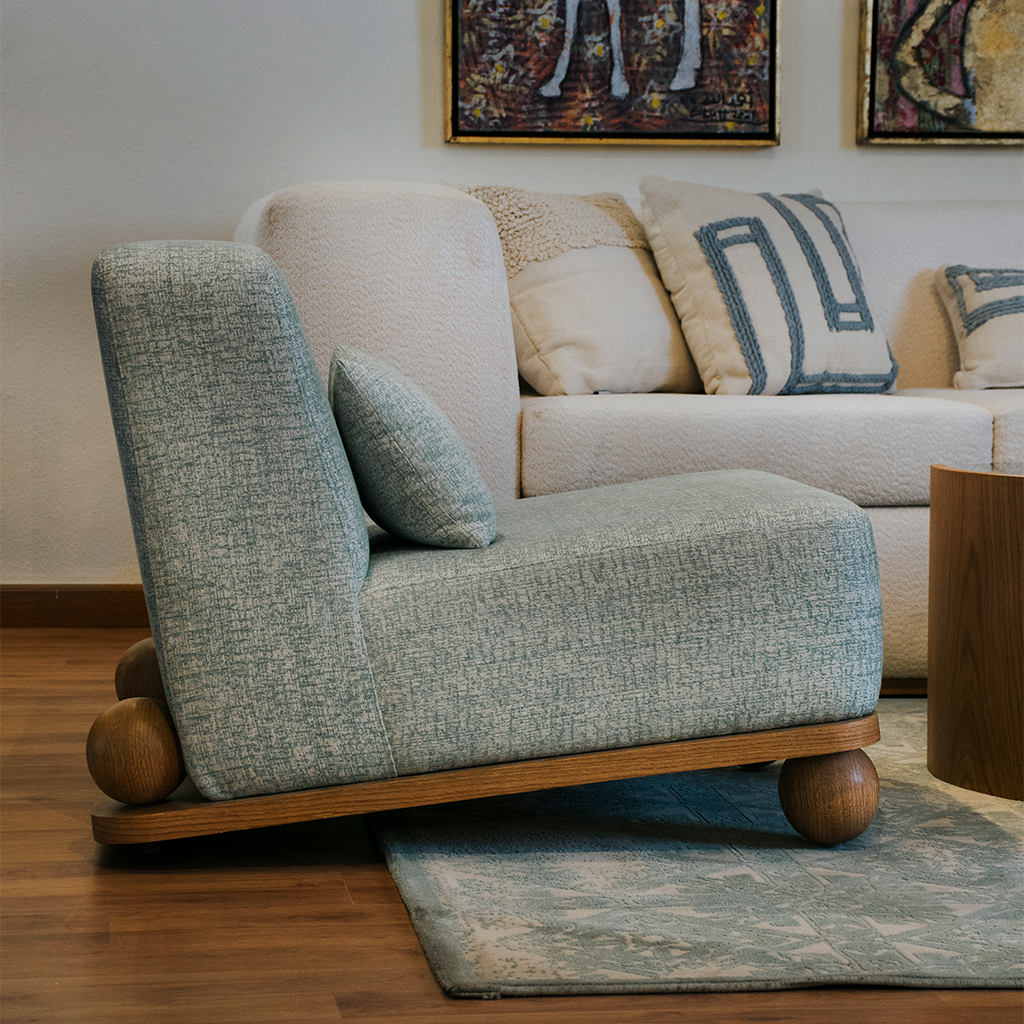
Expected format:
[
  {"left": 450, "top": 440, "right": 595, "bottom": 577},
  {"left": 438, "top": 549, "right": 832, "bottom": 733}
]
[
  {"left": 639, "top": 176, "right": 898, "bottom": 396},
  {"left": 328, "top": 346, "right": 497, "bottom": 549},
  {"left": 463, "top": 185, "right": 702, "bottom": 396},
  {"left": 935, "top": 264, "right": 1024, "bottom": 390}
]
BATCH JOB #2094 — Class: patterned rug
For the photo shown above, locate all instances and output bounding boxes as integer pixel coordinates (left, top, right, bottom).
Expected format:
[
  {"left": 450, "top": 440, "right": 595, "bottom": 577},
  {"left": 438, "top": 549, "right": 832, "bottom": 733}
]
[{"left": 373, "top": 700, "right": 1023, "bottom": 998}]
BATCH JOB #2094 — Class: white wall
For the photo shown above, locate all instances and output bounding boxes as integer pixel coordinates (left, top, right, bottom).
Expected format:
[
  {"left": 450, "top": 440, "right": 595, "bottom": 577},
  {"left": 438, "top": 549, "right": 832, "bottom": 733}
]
[{"left": 2, "top": 0, "right": 1021, "bottom": 584}]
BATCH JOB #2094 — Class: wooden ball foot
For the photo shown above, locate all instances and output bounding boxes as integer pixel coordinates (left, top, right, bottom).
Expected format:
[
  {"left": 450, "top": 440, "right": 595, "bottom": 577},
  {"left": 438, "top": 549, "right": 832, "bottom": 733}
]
[
  {"left": 114, "top": 637, "right": 166, "bottom": 702},
  {"left": 778, "top": 748, "right": 879, "bottom": 846},
  {"left": 86, "top": 697, "right": 185, "bottom": 805}
]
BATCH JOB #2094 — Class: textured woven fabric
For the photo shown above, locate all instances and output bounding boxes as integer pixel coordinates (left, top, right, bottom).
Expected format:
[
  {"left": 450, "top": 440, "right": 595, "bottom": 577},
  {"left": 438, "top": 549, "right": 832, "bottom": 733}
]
[
  {"left": 465, "top": 185, "right": 701, "bottom": 396},
  {"left": 360, "top": 470, "right": 881, "bottom": 776},
  {"left": 92, "top": 241, "right": 396, "bottom": 799},
  {"left": 329, "top": 346, "right": 497, "bottom": 549},
  {"left": 461, "top": 187, "right": 650, "bottom": 280},
  {"left": 232, "top": 184, "right": 1021, "bottom": 683},
  {"left": 860, "top": 507, "right": 929, "bottom": 678},
  {"left": 934, "top": 264, "right": 1024, "bottom": 390},
  {"left": 640, "top": 177, "right": 899, "bottom": 396}
]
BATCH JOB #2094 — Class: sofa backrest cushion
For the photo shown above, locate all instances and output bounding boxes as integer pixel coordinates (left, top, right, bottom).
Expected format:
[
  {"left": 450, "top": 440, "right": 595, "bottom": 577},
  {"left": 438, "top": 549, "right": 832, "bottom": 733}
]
[
  {"left": 330, "top": 346, "right": 497, "bottom": 549},
  {"left": 639, "top": 176, "right": 899, "bottom": 396},
  {"left": 837, "top": 200, "right": 1024, "bottom": 390}
]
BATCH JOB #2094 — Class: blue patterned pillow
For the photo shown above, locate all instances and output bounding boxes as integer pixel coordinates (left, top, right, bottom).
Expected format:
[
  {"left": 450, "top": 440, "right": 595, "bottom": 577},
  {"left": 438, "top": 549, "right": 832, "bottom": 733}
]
[
  {"left": 328, "top": 346, "right": 497, "bottom": 549},
  {"left": 640, "top": 176, "right": 898, "bottom": 396},
  {"left": 935, "top": 264, "right": 1024, "bottom": 390}
]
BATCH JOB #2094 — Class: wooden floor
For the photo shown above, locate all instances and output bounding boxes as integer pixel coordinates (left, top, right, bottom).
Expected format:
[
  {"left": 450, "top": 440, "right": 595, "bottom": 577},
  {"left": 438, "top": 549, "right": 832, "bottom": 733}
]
[{"left": 2, "top": 628, "right": 1020, "bottom": 1024}]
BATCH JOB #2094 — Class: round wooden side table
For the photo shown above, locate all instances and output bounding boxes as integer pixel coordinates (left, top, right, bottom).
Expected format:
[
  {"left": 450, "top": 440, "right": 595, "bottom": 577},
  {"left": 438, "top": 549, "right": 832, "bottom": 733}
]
[{"left": 927, "top": 463, "right": 1023, "bottom": 800}]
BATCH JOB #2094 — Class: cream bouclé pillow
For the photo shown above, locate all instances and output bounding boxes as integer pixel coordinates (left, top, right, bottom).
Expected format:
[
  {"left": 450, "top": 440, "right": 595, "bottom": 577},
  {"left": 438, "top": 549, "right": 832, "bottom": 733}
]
[
  {"left": 639, "top": 176, "right": 898, "bottom": 396},
  {"left": 935, "top": 264, "right": 1024, "bottom": 390},
  {"left": 463, "top": 186, "right": 702, "bottom": 396}
]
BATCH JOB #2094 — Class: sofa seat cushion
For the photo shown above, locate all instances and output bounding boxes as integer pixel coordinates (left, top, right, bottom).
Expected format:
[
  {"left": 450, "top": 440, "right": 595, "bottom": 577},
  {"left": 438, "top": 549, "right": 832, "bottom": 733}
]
[
  {"left": 519, "top": 393, "right": 992, "bottom": 506},
  {"left": 359, "top": 470, "right": 881, "bottom": 776},
  {"left": 899, "top": 388, "right": 1024, "bottom": 469}
]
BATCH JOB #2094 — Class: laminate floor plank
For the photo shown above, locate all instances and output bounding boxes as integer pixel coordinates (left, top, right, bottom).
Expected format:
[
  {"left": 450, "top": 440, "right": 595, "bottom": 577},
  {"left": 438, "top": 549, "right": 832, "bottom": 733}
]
[{"left": 2, "top": 629, "right": 1021, "bottom": 1024}]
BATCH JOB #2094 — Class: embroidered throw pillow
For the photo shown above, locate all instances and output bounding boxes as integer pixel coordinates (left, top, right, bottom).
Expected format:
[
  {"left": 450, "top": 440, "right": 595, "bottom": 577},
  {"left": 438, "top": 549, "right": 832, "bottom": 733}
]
[
  {"left": 639, "top": 176, "right": 898, "bottom": 396},
  {"left": 935, "top": 265, "right": 1024, "bottom": 390},
  {"left": 463, "top": 185, "right": 701, "bottom": 396},
  {"left": 328, "top": 346, "right": 497, "bottom": 549}
]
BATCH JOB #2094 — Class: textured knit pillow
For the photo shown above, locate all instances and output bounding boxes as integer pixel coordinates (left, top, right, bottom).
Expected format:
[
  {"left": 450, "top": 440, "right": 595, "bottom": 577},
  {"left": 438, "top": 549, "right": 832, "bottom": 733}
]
[
  {"left": 328, "top": 346, "right": 496, "bottom": 549},
  {"left": 639, "top": 176, "right": 898, "bottom": 396},
  {"left": 935, "top": 264, "right": 1024, "bottom": 390},
  {"left": 463, "top": 185, "right": 701, "bottom": 396}
]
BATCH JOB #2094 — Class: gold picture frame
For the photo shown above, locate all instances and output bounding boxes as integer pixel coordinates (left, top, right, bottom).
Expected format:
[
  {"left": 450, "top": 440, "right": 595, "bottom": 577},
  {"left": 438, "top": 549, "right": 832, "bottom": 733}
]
[
  {"left": 858, "top": 0, "right": 1024, "bottom": 145},
  {"left": 445, "top": 1, "right": 780, "bottom": 147}
]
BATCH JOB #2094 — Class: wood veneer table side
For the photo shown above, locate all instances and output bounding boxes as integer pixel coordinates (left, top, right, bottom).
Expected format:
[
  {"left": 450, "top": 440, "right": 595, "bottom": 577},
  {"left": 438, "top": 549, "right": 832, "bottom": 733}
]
[{"left": 927, "top": 464, "right": 1023, "bottom": 800}]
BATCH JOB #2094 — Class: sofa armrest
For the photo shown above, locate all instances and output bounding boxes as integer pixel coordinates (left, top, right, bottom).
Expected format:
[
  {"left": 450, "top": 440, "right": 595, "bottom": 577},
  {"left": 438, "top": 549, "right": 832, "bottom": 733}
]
[{"left": 236, "top": 181, "right": 521, "bottom": 500}]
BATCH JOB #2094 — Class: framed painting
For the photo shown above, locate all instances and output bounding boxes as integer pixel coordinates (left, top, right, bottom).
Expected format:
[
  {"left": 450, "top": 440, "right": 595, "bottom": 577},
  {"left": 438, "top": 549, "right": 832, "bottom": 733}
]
[
  {"left": 445, "top": 1, "right": 779, "bottom": 146},
  {"left": 858, "top": 0, "right": 1024, "bottom": 144}
]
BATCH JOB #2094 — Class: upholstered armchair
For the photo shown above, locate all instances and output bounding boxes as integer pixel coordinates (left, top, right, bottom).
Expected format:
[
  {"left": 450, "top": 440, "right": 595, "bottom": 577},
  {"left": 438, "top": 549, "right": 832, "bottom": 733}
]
[{"left": 87, "top": 240, "right": 882, "bottom": 848}]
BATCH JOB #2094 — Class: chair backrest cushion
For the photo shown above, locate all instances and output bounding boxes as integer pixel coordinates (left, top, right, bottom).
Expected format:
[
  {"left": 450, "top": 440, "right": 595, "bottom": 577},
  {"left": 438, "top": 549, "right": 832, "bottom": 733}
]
[{"left": 92, "top": 241, "right": 397, "bottom": 799}]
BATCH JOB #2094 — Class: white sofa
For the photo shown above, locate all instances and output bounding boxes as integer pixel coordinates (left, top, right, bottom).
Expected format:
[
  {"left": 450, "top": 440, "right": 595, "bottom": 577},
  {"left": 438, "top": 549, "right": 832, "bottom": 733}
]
[{"left": 236, "top": 180, "right": 1024, "bottom": 680}]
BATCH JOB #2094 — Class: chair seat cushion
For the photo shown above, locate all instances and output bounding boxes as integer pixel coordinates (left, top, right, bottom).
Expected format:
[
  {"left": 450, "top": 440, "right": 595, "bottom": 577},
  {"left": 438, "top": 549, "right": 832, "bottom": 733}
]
[
  {"left": 519, "top": 393, "right": 993, "bottom": 505},
  {"left": 359, "top": 470, "right": 882, "bottom": 776}
]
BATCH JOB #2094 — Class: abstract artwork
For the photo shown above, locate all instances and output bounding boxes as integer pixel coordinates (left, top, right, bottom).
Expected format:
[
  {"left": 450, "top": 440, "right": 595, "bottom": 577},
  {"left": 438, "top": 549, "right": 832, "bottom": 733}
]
[
  {"left": 446, "top": 1, "right": 779, "bottom": 145},
  {"left": 858, "top": 0, "right": 1024, "bottom": 144}
]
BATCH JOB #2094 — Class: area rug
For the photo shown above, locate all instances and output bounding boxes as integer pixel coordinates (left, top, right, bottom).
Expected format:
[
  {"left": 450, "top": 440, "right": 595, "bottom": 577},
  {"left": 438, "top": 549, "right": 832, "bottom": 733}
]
[{"left": 373, "top": 700, "right": 1023, "bottom": 998}]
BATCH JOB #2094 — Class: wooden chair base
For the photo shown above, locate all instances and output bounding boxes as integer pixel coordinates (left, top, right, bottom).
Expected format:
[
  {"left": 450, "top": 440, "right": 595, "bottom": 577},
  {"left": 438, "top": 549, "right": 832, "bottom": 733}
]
[{"left": 92, "top": 714, "right": 880, "bottom": 847}]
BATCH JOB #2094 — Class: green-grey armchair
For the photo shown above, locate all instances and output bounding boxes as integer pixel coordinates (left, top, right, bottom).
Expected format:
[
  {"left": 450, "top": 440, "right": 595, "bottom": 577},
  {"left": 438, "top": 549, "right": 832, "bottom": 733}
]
[{"left": 87, "top": 241, "right": 882, "bottom": 848}]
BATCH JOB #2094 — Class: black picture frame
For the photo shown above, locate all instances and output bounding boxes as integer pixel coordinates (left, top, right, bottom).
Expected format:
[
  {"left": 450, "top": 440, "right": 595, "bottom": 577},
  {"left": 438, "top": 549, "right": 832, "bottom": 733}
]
[
  {"left": 445, "top": 1, "right": 780, "bottom": 146},
  {"left": 858, "top": 0, "right": 1024, "bottom": 145}
]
